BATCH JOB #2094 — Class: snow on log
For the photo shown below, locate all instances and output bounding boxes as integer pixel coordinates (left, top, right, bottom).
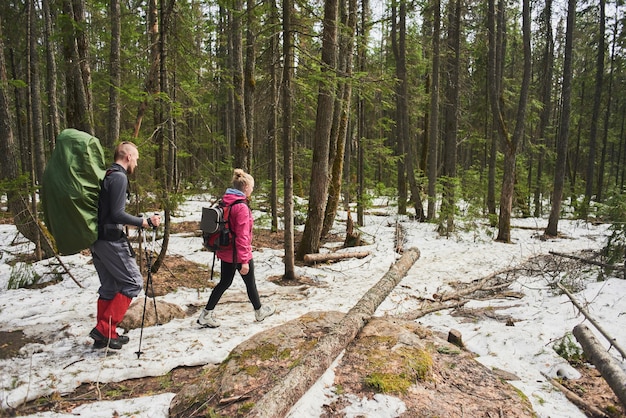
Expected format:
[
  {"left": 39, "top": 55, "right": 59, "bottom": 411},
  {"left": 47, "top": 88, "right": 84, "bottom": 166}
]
[
  {"left": 303, "top": 250, "right": 370, "bottom": 264},
  {"left": 572, "top": 324, "right": 626, "bottom": 409},
  {"left": 245, "top": 247, "right": 421, "bottom": 418}
]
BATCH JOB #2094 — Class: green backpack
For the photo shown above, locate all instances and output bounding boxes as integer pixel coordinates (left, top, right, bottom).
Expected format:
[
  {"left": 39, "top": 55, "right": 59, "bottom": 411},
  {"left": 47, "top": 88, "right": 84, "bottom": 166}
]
[{"left": 41, "top": 129, "right": 107, "bottom": 255}]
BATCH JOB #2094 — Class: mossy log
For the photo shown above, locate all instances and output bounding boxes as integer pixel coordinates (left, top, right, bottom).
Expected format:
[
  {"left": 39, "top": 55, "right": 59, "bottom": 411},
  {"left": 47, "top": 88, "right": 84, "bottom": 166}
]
[{"left": 245, "top": 247, "right": 420, "bottom": 418}]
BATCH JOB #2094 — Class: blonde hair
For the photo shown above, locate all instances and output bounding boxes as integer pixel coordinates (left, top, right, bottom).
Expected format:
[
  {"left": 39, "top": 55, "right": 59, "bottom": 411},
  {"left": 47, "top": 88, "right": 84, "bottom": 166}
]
[{"left": 232, "top": 168, "right": 254, "bottom": 192}]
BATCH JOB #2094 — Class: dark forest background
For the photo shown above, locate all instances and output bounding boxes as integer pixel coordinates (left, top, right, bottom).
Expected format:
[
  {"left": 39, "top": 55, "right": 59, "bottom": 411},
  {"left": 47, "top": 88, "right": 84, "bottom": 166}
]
[{"left": 1, "top": 0, "right": 625, "bottom": 276}]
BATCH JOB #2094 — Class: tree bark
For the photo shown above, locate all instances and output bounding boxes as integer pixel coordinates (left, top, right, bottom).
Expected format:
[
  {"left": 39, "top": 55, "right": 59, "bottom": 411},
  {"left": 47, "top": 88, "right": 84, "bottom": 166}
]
[
  {"left": 533, "top": 0, "right": 554, "bottom": 217},
  {"left": 42, "top": 0, "right": 60, "bottom": 146},
  {"left": 573, "top": 324, "right": 626, "bottom": 409},
  {"left": 322, "top": 0, "right": 357, "bottom": 237},
  {"left": 281, "top": 0, "right": 296, "bottom": 280},
  {"left": 582, "top": 0, "right": 605, "bottom": 214},
  {"left": 232, "top": 0, "right": 249, "bottom": 171},
  {"left": 107, "top": 0, "right": 121, "bottom": 148},
  {"left": 296, "top": 0, "right": 338, "bottom": 260},
  {"left": 427, "top": 0, "right": 441, "bottom": 220},
  {"left": 61, "top": 0, "right": 93, "bottom": 134},
  {"left": 246, "top": 248, "right": 420, "bottom": 418},
  {"left": 546, "top": 0, "right": 576, "bottom": 237},
  {"left": 28, "top": 0, "right": 46, "bottom": 184},
  {"left": 244, "top": 0, "right": 256, "bottom": 173},
  {"left": 268, "top": 0, "right": 280, "bottom": 233},
  {"left": 496, "top": 0, "right": 531, "bottom": 243},
  {"left": 440, "top": 0, "right": 461, "bottom": 234}
]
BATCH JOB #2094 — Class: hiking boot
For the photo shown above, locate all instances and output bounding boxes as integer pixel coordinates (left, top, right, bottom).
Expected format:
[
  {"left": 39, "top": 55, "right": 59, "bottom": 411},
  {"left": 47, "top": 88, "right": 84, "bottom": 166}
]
[
  {"left": 197, "top": 309, "right": 220, "bottom": 328},
  {"left": 255, "top": 304, "right": 275, "bottom": 322},
  {"left": 90, "top": 328, "right": 123, "bottom": 350},
  {"left": 117, "top": 334, "right": 129, "bottom": 345}
]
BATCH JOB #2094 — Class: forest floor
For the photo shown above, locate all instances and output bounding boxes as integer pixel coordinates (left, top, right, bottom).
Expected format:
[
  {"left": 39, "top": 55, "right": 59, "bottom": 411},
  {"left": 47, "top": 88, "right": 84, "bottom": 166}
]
[{"left": 1, "top": 222, "right": 625, "bottom": 417}]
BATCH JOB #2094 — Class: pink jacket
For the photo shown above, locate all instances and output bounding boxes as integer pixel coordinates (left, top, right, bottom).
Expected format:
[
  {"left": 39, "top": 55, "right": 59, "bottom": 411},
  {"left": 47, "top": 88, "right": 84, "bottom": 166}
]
[{"left": 216, "top": 190, "right": 253, "bottom": 264}]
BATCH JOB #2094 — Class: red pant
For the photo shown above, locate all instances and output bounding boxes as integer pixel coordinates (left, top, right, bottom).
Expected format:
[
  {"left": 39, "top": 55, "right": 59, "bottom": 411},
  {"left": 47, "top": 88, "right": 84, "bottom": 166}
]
[{"left": 95, "top": 293, "right": 132, "bottom": 339}]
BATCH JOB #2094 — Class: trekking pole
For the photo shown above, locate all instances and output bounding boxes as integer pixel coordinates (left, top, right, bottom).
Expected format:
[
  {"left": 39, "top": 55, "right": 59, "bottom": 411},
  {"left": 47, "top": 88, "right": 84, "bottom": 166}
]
[
  {"left": 135, "top": 226, "right": 149, "bottom": 359},
  {"left": 148, "top": 225, "right": 160, "bottom": 325},
  {"left": 135, "top": 220, "right": 159, "bottom": 359}
]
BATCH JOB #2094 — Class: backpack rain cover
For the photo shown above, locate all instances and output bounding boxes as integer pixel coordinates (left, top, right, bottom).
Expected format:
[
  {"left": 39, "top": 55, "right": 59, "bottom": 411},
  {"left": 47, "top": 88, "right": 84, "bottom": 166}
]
[{"left": 42, "top": 128, "right": 107, "bottom": 255}]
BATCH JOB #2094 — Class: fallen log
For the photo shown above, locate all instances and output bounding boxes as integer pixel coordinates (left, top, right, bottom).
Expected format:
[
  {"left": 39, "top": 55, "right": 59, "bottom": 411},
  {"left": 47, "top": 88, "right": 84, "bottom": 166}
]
[
  {"left": 245, "top": 247, "right": 421, "bottom": 418},
  {"left": 303, "top": 250, "right": 370, "bottom": 265},
  {"left": 557, "top": 282, "right": 626, "bottom": 360},
  {"left": 572, "top": 324, "right": 626, "bottom": 409},
  {"left": 540, "top": 371, "right": 610, "bottom": 418}
]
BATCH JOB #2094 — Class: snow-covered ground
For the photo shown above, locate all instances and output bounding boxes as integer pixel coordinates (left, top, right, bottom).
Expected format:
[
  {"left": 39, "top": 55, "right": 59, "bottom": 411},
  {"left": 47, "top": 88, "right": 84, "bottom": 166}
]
[{"left": 0, "top": 196, "right": 623, "bottom": 417}]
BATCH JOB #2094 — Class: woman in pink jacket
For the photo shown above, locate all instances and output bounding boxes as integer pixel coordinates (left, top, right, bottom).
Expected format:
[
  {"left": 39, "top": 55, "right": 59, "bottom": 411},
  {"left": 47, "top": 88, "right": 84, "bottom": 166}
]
[{"left": 198, "top": 169, "right": 275, "bottom": 328}]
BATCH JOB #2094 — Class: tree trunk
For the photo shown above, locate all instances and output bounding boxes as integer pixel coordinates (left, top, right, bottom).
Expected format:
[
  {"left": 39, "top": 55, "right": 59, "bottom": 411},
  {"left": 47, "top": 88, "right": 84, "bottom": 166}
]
[
  {"left": 597, "top": 2, "right": 614, "bottom": 203},
  {"left": 151, "top": 0, "right": 175, "bottom": 274},
  {"left": 322, "top": 0, "right": 357, "bottom": 237},
  {"left": 441, "top": 0, "right": 461, "bottom": 234},
  {"left": 0, "top": 17, "right": 54, "bottom": 259},
  {"left": 132, "top": 0, "right": 159, "bottom": 139},
  {"left": 546, "top": 0, "right": 576, "bottom": 237},
  {"left": 268, "top": 0, "right": 280, "bottom": 233},
  {"left": 107, "top": 0, "right": 121, "bottom": 149},
  {"left": 581, "top": 0, "right": 605, "bottom": 215},
  {"left": 534, "top": 0, "right": 554, "bottom": 217},
  {"left": 61, "top": 0, "right": 93, "bottom": 134},
  {"left": 355, "top": 0, "right": 368, "bottom": 227},
  {"left": 42, "top": 0, "right": 60, "bottom": 146},
  {"left": 496, "top": 0, "right": 530, "bottom": 243},
  {"left": 28, "top": 0, "right": 46, "bottom": 184},
  {"left": 232, "top": 0, "right": 249, "bottom": 171},
  {"left": 246, "top": 248, "right": 420, "bottom": 418},
  {"left": 391, "top": 3, "right": 406, "bottom": 216},
  {"left": 282, "top": 0, "right": 296, "bottom": 280},
  {"left": 296, "top": 0, "right": 338, "bottom": 260},
  {"left": 427, "top": 0, "right": 441, "bottom": 220},
  {"left": 244, "top": 0, "right": 256, "bottom": 173},
  {"left": 573, "top": 324, "right": 626, "bottom": 409}
]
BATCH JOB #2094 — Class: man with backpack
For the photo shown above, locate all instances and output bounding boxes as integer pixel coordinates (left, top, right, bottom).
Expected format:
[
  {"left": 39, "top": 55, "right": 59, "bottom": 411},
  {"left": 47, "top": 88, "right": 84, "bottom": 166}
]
[
  {"left": 197, "top": 168, "right": 275, "bottom": 328},
  {"left": 89, "top": 141, "right": 161, "bottom": 350}
]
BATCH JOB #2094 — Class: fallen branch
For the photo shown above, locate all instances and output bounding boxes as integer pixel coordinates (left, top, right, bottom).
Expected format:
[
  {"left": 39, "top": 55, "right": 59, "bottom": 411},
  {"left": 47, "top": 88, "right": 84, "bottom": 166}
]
[
  {"left": 557, "top": 282, "right": 626, "bottom": 360},
  {"left": 246, "top": 247, "right": 421, "bottom": 418},
  {"left": 572, "top": 324, "right": 626, "bottom": 409},
  {"left": 303, "top": 250, "right": 370, "bottom": 265},
  {"left": 550, "top": 251, "right": 623, "bottom": 271},
  {"left": 399, "top": 300, "right": 468, "bottom": 321},
  {"left": 437, "top": 266, "right": 518, "bottom": 302},
  {"left": 540, "top": 371, "right": 610, "bottom": 418}
]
